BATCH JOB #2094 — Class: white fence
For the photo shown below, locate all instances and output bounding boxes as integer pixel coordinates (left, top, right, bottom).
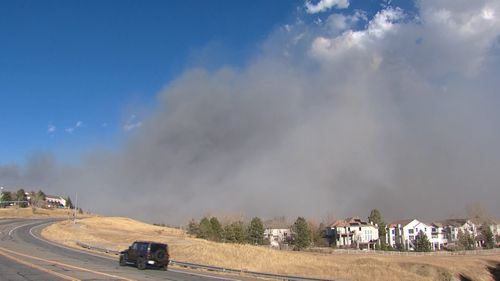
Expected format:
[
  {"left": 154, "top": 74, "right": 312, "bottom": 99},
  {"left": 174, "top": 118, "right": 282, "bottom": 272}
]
[{"left": 309, "top": 247, "right": 500, "bottom": 256}]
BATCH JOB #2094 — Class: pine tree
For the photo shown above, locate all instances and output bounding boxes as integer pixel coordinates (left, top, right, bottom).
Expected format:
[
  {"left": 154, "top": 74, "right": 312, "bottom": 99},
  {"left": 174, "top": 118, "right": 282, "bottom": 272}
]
[
  {"left": 197, "top": 217, "right": 212, "bottom": 239},
  {"left": 0, "top": 191, "right": 12, "bottom": 207},
  {"left": 247, "top": 217, "right": 265, "bottom": 245},
  {"left": 415, "top": 231, "right": 432, "bottom": 252},
  {"left": 292, "top": 217, "right": 311, "bottom": 250},
  {"left": 368, "top": 209, "right": 387, "bottom": 248},
  {"left": 458, "top": 229, "right": 475, "bottom": 250},
  {"left": 223, "top": 224, "right": 235, "bottom": 243},
  {"left": 482, "top": 226, "right": 495, "bottom": 249},
  {"left": 232, "top": 221, "right": 246, "bottom": 244},
  {"left": 16, "top": 189, "right": 28, "bottom": 208},
  {"left": 187, "top": 219, "right": 199, "bottom": 236},
  {"left": 209, "top": 217, "right": 223, "bottom": 242},
  {"left": 65, "top": 197, "right": 74, "bottom": 209}
]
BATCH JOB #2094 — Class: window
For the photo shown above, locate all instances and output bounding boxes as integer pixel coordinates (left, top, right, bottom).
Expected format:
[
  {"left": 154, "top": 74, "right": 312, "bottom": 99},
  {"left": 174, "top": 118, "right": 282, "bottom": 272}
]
[
  {"left": 409, "top": 229, "right": 414, "bottom": 234},
  {"left": 392, "top": 229, "right": 395, "bottom": 234}
]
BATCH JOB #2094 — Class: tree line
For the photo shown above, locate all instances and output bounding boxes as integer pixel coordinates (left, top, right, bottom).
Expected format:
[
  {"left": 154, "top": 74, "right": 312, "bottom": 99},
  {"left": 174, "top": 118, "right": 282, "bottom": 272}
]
[
  {"left": 187, "top": 216, "right": 330, "bottom": 251},
  {"left": 0, "top": 188, "right": 74, "bottom": 209}
]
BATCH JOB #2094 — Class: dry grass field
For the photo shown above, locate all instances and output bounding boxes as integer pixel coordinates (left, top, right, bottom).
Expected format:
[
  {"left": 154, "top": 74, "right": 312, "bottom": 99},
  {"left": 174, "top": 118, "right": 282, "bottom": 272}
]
[
  {"left": 41, "top": 217, "right": 500, "bottom": 281},
  {"left": 0, "top": 207, "right": 93, "bottom": 219}
]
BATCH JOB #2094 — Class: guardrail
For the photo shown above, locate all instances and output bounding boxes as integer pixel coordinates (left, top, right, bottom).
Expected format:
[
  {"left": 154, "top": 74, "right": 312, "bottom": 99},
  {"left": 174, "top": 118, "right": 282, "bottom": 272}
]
[{"left": 75, "top": 241, "right": 338, "bottom": 281}]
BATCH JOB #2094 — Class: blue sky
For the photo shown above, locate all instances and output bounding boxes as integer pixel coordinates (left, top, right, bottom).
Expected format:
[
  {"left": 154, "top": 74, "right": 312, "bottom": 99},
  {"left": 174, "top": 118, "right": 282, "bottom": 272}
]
[
  {"left": 0, "top": 0, "right": 305, "bottom": 164},
  {"left": 0, "top": 0, "right": 416, "bottom": 165}
]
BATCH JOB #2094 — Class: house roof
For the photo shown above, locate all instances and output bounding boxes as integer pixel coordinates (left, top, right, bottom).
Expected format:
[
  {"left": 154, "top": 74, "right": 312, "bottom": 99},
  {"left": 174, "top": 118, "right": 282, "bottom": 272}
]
[
  {"left": 388, "top": 219, "right": 415, "bottom": 227},
  {"left": 46, "top": 195, "right": 64, "bottom": 199},
  {"left": 431, "top": 222, "right": 443, "bottom": 227},
  {"left": 330, "top": 216, "right": 376, "bottom": 228},
  {"left": 438, "top": 219, "right": 470, "bottom": 227},
  {"left": 263, "top": 217, "right": 290, "bottom": 229}
]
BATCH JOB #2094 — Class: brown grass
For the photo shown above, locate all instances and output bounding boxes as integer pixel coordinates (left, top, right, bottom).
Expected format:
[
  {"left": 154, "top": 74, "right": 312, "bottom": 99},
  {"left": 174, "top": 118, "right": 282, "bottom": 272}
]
[
  {"left": 0, "top": 207, "right": 93, "bottom": 219},
  {"left": 42, "top": 217, "right": 500, "bottom": 281}
]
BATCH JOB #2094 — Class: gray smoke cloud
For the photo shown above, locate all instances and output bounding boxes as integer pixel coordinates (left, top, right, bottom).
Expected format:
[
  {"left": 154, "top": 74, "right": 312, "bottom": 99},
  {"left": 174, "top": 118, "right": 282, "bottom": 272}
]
[{"left": 2, "top": 0, "right": 500, "bottom": 224}]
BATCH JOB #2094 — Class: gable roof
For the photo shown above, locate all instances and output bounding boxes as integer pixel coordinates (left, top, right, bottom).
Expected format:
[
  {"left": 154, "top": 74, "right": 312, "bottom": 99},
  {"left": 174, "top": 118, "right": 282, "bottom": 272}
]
[
  {"left": 439, "top": 219, "right": 471, "bottom": 227},
  {"left": 330, "top": 216, "right": 377, "bottom": 228},
  {"left": 388, "top": 219, "right": 414, "bottom": 227}
]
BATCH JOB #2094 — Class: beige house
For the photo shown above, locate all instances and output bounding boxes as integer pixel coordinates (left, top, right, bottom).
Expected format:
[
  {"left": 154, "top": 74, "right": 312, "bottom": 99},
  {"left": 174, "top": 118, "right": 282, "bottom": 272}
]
[{"left": 327, "top": 217, "right": 379, "bottom": 249}]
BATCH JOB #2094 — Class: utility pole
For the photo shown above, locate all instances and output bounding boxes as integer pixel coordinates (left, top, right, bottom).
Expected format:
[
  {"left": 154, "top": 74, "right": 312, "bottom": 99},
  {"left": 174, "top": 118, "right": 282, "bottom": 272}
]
[{"left": 73, "top": 192, "right": 78, "bottom": 224}]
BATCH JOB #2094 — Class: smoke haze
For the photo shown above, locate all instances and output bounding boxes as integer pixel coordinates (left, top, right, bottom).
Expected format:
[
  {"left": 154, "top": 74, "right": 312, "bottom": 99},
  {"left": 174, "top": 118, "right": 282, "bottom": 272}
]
[{"left": 2, "top": 0, "right": 500, "bottom": 224}]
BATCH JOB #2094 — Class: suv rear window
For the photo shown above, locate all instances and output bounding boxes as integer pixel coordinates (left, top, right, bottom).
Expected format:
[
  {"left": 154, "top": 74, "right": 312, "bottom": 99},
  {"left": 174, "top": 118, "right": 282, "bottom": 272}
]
[{"left": 150, "top": 243, "right": 167, "bottom": 252}]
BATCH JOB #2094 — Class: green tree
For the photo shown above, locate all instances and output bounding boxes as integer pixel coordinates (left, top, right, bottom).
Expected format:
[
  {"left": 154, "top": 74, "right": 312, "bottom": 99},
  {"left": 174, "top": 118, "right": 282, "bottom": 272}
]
[
  {"left": 197, "top": 217, "right": 212, "bottom": 239},
  {"left": 368, "top": 209, "right": 387, "bottom": 248},
  {"left": 1, "top": 191, "right": 12, "bottom": 207},
  {"left": 65, "top": 197, "right": 74, "bottom": 209},
  {"left": 209, "top": 217, "right": 223, "bottom": 242},
  {"left": 482, "top": 226, "right": 495, "bottom": 249},
  {"left": 457, "top": 229, "right": 475, "bottom": 250},
  {"left": 232, "top": 221, "right": 246, "bottom": 243},
  {"left": 16, "top": 189, "right": 28, "bottom": 208},
  {"left": 223, "top": 224, "right": 236, "bottom": 242},
  {"left": 187, "top": 219, "right": 199, "bottom": 236},
  {"left": 247, "top": 217, "right": 265, "bottom": 245},
  {"left": 415, "top": 231, "right": 432, "bottom": 252},
  {"left": 291, "top": 217, "right": 311, "bottom": 250}
]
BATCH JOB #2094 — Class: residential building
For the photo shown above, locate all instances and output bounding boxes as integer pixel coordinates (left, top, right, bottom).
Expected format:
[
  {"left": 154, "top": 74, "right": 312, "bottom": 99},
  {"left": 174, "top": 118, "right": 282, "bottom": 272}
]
[
  {"left": 263, "top": 219, "right": 290, "bottom": 248},
  {"left": 439, "top": 219, "right": 477, "bottom": 245},
  {"left": 430, "top": 222, "right": 447, "bottom": 250},
  {"left": 387, "top": 219, "right": 432, "bottom": 251},
  {"left": 327, "top": 216, "right": 379, "bottom": 249},
  {"left": 45, "top": 195, "right": 67, "bottom": 208}
]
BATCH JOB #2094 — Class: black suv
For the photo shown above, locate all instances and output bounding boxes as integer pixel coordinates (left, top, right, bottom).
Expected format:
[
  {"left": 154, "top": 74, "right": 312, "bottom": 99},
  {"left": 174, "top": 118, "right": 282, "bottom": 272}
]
[{"left": 119, "top": 241, "right": 170, "bottom": 270}]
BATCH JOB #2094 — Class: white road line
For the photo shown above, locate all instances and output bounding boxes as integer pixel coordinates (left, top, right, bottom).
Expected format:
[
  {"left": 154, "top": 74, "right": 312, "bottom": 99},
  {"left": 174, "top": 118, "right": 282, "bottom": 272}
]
[
  {"left": 29, "top": 222, "right": 116, "bottom": 261},
  {"left": 29, "top": 221, "right": 244, "bottom": 281},
  {"left": 8, "top": 221, "right": 41, "bottom": 237}
]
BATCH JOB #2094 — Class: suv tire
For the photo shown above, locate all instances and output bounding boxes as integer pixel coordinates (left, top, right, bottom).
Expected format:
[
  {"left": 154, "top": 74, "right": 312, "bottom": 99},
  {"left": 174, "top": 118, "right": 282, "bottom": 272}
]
[
  {"left": 137, "top": 257, "right": 147, "bottom": 270},
  {"left": 119, "top": 254, "right": 127, "bottom": 266},
  {"left": 153, "top": 249, "right": 167, "bottom": 262}
]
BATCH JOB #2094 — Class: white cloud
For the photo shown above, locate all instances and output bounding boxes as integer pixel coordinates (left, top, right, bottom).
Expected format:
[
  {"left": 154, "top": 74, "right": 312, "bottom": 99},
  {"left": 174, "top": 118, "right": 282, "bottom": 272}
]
[
  {"left": 311, "top": 7, "right": 404, "bottom": 61},
  {"left": 123, "top": 115, "right": 142, "bottom": 132},
  {"left": 305, "top": 0, "right": 349, "bottom": 14},
  {"left": 64, "top": 121, "right": 84, "bottom": 134},
  {"left": 47, "top": 124, "right": 56, "bottom": 133},
  {"left": 326, "top": 11, "right": 367, "bottom": 32}
]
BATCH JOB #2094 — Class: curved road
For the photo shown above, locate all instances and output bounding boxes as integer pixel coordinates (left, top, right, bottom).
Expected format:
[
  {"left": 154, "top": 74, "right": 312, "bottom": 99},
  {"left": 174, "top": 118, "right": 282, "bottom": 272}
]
[{"left": 0, "top": 218, "right": 253, "bottom": 281}]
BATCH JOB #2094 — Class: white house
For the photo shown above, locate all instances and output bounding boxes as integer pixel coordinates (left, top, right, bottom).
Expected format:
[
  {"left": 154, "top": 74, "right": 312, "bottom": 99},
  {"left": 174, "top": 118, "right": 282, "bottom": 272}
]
[
  {"left": 439, "top": 219, "right": 477, "bottom": 245},
  {"left": 328, "top": 217, "right": 379, "bottom": 249},
  {"left": 387, "top": 219, "right": 432, "bottom": 251},
  {"left": 488, "top": 220, "right": 500, "bottom": 241},
  {"left": 430, "top": 222, "right": 447, "bottom": 250},
  {"left": 45, "top": 195, "right": 67, "bottom": 208},
  {"left": 263, "top": 220, "right": 290, "bottom": 248}
]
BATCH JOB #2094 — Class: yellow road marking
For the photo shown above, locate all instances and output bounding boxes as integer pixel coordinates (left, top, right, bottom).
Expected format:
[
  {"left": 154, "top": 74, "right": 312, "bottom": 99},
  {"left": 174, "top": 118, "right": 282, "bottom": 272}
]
[
  {"left": 0, "top": 249, "right": 79, "bottom": 281},
  {"left": 0, "top": 246, "right": 136, "bottom": 281}
]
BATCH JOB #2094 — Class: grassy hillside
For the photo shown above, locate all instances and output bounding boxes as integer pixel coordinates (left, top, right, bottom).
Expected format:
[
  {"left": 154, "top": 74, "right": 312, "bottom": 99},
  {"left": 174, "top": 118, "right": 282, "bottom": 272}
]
[
  {"left": 0, "top": 207, "right": 93, "bottom": 219},
  {"left": 40, "top": 216, "right": 500, "bottom": 281}
]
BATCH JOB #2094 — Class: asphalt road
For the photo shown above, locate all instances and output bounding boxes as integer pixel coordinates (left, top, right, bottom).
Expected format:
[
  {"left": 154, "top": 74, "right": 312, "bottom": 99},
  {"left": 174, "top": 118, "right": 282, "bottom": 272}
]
[{"left": 0, "top": 218, "right": 254, "bottom": 281}]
